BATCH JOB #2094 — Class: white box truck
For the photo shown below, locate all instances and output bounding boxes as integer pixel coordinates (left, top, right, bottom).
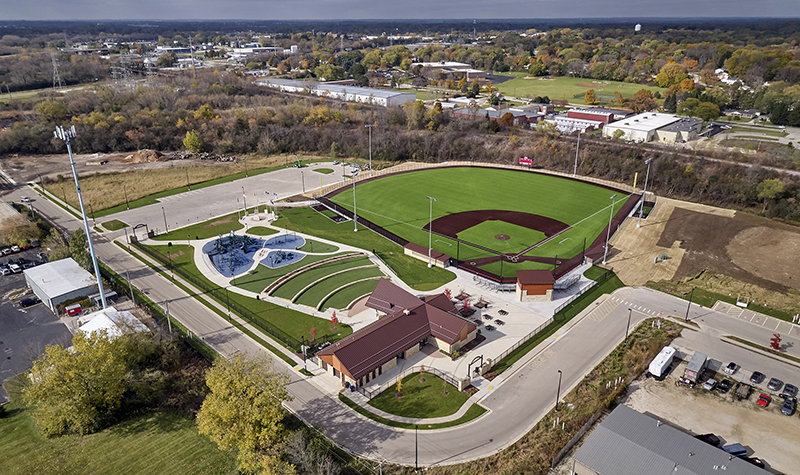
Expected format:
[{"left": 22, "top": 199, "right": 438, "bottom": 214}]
[{"left": 649, "top": 346, "right": 676, "bottom": 380}]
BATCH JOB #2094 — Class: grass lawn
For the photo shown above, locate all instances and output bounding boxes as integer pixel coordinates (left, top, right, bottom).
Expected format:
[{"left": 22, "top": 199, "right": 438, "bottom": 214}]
[
  {"left": 152, "top": 212, "right": 243, "bottom": 241},
  {"left": 272, "top": 256, "right": 374, "bottom": 300},
  {"left": 323, "top": 279, "right": 379, "bottom": 310},
  {"left": 340, "top": 394, "right": 486, "bottom": 429},
  {"left": 273, "top": 208, "right": 456, "bottom": 291},
  {"left": 368, "top": 372, "right": 469, "bottom": 418},
  {"left": 236, "top": 253, "right": 348, "bottom": 294},
  {"left": 143, "top": 244, "right": 352, "bottom": 347},
  {"left": 457, "top": 220, "right": 546, "bottom": 254},
  {"left": 728, "top": 126, "right": 788, "bottom": 137},
  {"left": 495, "top": 74, "right": 666, "bottom": 105},
  {"left": 298, "top": 239, "right": 339, "bottom": 253},
  {"left": 329, "top": 167, "right": 629, "bottom": 278},
  {"left": 0, "top": 376, "right": 236, "bottom": 475},
  {"left": 492, "top": 267, "right": 625, "bottom": 373},
  {"left": 247, "top": 226, "right": 280, "bottom": 236},
  {"left": 390, "top": 88, "right": 436, "bottom": 101},
  {"left": 101, "top": 219, "right": 128, "bottom": 231},
  {"left": 313, "top": 168, "right": 335, "bottom": 174},
  {"left": 295, "top": 267, "right": 384, "bottom": 309}
]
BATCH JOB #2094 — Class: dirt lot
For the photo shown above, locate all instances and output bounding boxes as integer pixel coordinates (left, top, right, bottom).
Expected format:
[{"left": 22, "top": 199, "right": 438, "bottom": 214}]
[
  {"left": 608, "top": 195, "right": 800, "bottom": 303},
  {"left": 622, "top": 368, "right": 800, "bottom": 474}
]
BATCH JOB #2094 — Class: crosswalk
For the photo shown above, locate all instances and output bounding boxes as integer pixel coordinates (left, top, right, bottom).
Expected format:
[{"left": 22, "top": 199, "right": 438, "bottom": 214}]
[
  {"left": 590, "top": 290, "right": 668, "bottom": 323},
  {"left": 713, "top": 301, "right": 797, "bottom": 335}
]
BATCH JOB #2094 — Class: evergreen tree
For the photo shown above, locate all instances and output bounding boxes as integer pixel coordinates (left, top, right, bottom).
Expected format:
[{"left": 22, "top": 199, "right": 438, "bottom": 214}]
[{"left": 663, "top": 93, "right": 678, "bottom": 113}]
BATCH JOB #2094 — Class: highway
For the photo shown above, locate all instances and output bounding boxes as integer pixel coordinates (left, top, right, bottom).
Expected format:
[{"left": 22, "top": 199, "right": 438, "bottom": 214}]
[{"left": 4, "top": 174, "right": 799, "bottom": 467}]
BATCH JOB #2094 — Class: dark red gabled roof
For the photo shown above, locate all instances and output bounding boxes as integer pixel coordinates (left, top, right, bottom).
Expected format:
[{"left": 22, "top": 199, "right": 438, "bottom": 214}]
[{"left": 317, "top": 279, "right": 476, "bottom": 381}]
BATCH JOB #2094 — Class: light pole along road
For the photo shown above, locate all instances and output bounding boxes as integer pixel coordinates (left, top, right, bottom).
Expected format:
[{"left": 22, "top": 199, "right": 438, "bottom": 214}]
[{"left": 7, "top": 179, "right": 788, "bottom": 468}]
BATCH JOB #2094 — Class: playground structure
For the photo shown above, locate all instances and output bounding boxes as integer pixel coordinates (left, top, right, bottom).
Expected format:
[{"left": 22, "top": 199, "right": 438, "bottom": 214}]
[{"left": 203, "top": 231, "right": 309, "bottom": 278}]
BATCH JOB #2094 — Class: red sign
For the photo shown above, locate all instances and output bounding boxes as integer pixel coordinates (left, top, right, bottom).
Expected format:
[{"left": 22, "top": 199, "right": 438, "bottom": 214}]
[{"left": 519, "top": 157, "right": 532, "bottom": 166}]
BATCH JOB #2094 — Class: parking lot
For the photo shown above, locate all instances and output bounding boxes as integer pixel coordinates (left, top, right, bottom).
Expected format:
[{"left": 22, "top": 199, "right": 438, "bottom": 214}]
[{"left": 0, "top": 249, "right": 72, "bottom": 403}]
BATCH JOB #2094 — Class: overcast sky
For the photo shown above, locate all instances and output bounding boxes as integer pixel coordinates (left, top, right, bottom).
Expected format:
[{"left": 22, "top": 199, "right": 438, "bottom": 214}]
[{"left": 5, "top": 0, "right": 799, "bottom": 21}]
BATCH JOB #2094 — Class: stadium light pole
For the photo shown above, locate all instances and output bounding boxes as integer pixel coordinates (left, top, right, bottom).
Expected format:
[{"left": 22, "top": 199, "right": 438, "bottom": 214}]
[
  {"left": 365, "top": 123, "right": 375, "bottom": 177},
  {"left": 637, "top": 158, "right": 653, "bottom": 228},
  {"left": 352, "top": 168, "right": 358, "bottom": 232},
  {"left": 625, "top": 308, "right": 632, "bottom": 342},
  {"left": 54, "top": 125, "right": 108, "bottom": 309},
  {"left": 573, "top": 129, "right": 581, "bottom": 177},
  {"left": 427, "top": 196, "right": 437, "bottom": 268},
  {"left": 602, "top": 194, "right": 617, "bottom": 265}
]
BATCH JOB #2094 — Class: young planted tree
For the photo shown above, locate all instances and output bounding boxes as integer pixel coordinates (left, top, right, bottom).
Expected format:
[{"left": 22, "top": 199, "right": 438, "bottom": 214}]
[{"left": 770, "top": 333, "right": 782, "bottom": 350}]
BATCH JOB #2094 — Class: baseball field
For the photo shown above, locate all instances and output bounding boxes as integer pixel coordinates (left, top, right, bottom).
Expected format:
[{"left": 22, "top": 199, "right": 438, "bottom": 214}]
[{"left": 328, "top": 167, "right": 633, "bottom": 278}]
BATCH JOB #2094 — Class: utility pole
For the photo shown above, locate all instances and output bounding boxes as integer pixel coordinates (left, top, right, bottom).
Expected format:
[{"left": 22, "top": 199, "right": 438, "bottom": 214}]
[
  {"left": 573, "top": 129, "right": 581, "bottom": 177},
  {"left": 54, "top": 125, "right": 108, "bottom": 309},
  {"left": 427, "top": 196, "right": 436, "bottom": 267},
  {"left": 602, "top": 194, "right": 617, "bottom": 265},
  {"left": 637, "top": 158, "right": 653, "bottom": 228},
  {"left": 162, "top": 206, "right": 169, "bottom": 233}
]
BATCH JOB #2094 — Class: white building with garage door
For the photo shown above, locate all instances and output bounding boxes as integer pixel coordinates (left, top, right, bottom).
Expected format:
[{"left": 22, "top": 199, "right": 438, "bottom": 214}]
[{"left": 23, "top": 258, "right": 98, "bottom": 313}]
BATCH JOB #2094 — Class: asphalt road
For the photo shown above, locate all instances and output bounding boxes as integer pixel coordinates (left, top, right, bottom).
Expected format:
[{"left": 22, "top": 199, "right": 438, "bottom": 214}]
[{"left": 4, "top": 173, "right": 799, "bottom": 466}]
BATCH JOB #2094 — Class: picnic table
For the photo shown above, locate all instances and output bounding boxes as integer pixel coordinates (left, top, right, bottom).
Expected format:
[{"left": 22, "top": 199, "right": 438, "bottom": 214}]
[{"left": 455, "top": 291, "right": 471, "bottom": 301}]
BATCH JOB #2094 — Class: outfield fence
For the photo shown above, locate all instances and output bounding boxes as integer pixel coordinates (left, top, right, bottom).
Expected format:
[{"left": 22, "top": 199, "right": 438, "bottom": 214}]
[{"left": 131, "top": 242, "right": 310, "bottom": 352}]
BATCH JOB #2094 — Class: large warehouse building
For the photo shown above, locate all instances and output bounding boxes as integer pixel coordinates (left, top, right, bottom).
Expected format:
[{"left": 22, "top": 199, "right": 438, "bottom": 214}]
[
  {"left": 602, "top": 112, "right": 703, "bottom": 143},
  {"left": 258, "top": 78, "right": 416, "bottom": 107},
  {"left": 23, "top": 258, "right": 98, "bottom": 313}
]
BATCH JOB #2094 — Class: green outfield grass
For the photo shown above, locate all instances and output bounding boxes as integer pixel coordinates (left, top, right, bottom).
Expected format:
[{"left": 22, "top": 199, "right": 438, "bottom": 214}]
[
  {"left": 329, "top": 167, "right": 630, "bottom": 277},
  {"left": 496, "top": 74, "right": 665, "bottom": 105},
  {"left": 313, "top": 168, "right": 335, "bottom": 174}
]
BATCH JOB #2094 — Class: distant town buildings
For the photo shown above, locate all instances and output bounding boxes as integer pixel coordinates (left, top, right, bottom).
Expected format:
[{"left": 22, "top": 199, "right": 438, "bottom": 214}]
[
  {"left": 257, "top": 78, "right": 416, "bottom": 107},
  {"left": 602, "top": 112, "right": 703, "bottom": 143}
]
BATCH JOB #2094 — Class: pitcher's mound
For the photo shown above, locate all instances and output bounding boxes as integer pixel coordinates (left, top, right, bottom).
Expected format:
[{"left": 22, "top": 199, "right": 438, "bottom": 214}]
[{"left": 494, "top": 234, "right": 510, "bottom": 240}]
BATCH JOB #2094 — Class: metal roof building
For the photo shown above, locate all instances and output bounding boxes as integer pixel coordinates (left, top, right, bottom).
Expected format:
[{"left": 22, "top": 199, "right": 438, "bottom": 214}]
[
  {"left": 573, "top": 405, "right": 768, "bottom": 475},
  {"left": 23, "top": 258, "right": 98, "bottom": 313},
  {"left": 602, "top": 112, "right": 684, "bottom": 142},
  {"left": 257, "top": 78, "right": 416, "bottom": 107}
]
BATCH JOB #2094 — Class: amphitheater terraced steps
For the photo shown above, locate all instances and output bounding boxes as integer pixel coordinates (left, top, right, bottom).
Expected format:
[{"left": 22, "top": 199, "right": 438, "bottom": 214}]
[{"left": 264, "top": 252, "right": 367, "bottom": 296}]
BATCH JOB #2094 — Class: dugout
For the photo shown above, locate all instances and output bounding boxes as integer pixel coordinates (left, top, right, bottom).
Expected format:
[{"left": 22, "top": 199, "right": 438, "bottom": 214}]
[
  {"left": 403, "top": 242, "right": 452, "bottom": 268},
  {"left": 515, "top": 270, "right": 555, "bottom": 302}
]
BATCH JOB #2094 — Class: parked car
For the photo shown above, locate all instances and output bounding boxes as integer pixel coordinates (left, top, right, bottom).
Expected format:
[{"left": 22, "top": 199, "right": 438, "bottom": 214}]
[
  {"left": 781, "top": 384, "right": 798, "bottom": 399},
  {"left": 767, "top": 378, "right": 783, "bottom": 391},
  {"left": 18, "top": 297, "right": 40, "bottom": 308},
  {"left": 716, "top": 379, "right": 733, "bottom": 393},
  {"left": 781, "top": 398, "right": 796, "bottom": 416},
  {"left": 724, "top": 362, "right": 737, "bottom": 375},
  {"left": 20, "top": 196, "right": 30, "bottom": 203},
  {"left": 0, "top": 265, "right": 11, "bottom": 276},
  {"left": 703, "top": 379, "right": 717, "bottom": 391},
  {"left": 1, "top": 248, "right": 11, "bottom": 255},
  {"left": 743, "top": 457, "right": 766, "bottom": 469},
  {"left": 750, "top": 371, "right": 766, "bottom": 384},
  {"left": 8, "top": 263, "right": 21, "bottom": 273},
  {"left": 757, "top": 394, "right": 771, "bottom": 407},
  {"left": 10, "top": 245, "right": 20, "bottom": 253}
]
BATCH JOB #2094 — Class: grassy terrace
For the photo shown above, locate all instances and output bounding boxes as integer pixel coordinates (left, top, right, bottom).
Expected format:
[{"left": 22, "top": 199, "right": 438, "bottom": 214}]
[
  {"left": 101, "top": 219, "right": 128, "bottom": 231},
  {"left": 143, "top": 244, "right": 351, "bottom": 347},
  {"left": 0, "top": 376, "right": 235, "bottom": 475},
  {"left": 368, "top": 372, "right": 469, "bottom": 418},
  {"left": 273, "top": 208, "right": 455, "bottom": 291},
  {"left": 297, "top": 239, "right": 339, "bottom": 253},
  {"left": 236, "top": 252, "right": 348, "bottom": 294},
  {"left": 323, "top": 279, "right": 380, "bottom": 309},
  {"left": 296, "top": 267, "right": 384, "bottom": 310},
  {"left": 339, "top": 394, "right": 487, "bottom": 430},
  {"left": 272, "top": 256, "right": 374, "bottom": 299}
]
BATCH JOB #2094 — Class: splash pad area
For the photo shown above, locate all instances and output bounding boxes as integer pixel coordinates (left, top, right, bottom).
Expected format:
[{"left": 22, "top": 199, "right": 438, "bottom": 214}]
[{"left": 203, "top": 231, "right": 307, "bottom": 278}]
